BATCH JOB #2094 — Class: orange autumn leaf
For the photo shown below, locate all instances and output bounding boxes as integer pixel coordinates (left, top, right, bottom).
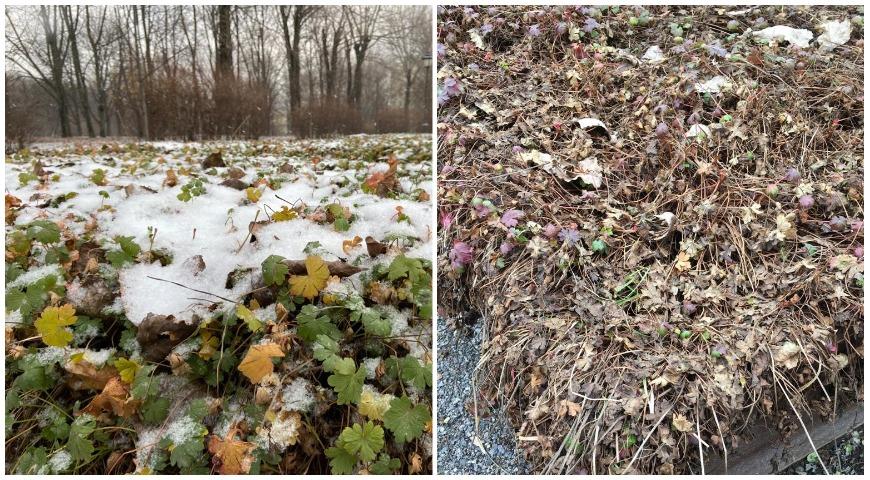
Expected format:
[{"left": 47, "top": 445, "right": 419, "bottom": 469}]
[
  {"left": 363, "top": 154, "right": 398, "bottom": 196},
  {"left": 207, "top": 427, "right": 256, "bottom": 475},
  {"left": 164, "top": 168, "right": 178, "bottom": 187},
  {"left": 82, "top": 376, "right": 138, "bottom": 418},
  {"left": 65, "top": 359, "right": 119, "bottom": 391},
  {"left": 5, "top": 194, "right": 21, "bottom": 223},
  {"left": 238, "top": 343, "right": 285, "bottom": 384},
  {"left": 342, "top": 235, "right": 363, "bottom": 255}
]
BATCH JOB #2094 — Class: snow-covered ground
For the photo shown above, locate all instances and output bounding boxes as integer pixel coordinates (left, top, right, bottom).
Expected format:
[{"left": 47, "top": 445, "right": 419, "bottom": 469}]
[{"left": 6, "top": 134, "right": 433, "bottom": 326}]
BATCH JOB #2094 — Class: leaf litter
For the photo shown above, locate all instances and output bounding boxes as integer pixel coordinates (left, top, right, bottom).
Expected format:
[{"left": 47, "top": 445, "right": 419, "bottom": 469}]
[
  {"left": 5, "top": 134, "right": 433, "bottom": 474},
  {"left": 437, "top": 5, "right": 863, "bottom": 475}
]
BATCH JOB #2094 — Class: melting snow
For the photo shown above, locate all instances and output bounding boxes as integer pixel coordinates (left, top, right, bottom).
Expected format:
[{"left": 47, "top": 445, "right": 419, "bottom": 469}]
[
  {"left": 48, "top": 450, "right": 72, "bottom": 473},
  {"left": 281, "top": 377, "right": 315, "bottom": 412},
  {"left": 6, "top": 135, "right": 432, "bottom": 327}
]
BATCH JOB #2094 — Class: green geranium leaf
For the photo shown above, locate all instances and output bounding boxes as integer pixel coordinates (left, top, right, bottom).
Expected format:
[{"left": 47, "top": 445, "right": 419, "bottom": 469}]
[
  {"left": 262, "top": 255, "right": 289, "bottom": 286},
  {"left": 313, "top": 334, "right": 341, "bottom": 372},
  {"left": 325, "top": 445, "right": 356, "bottom": 474},
  {"left": 327, "top": 357, "right": 366, "bottom": 405},
  {"left": 142, "top": 397, "right": 171, "bottom": 425},
  {"left": 360, "top": 308, "right": 391, "bottom": 337},
  {"left": 383, "top": 396, "right": 429, "bottom": 443},
  {"left": 67, "top": 414, "right": 97, "bottom": 463},
  {"left": 26, "top": 220, "right": 61, "bottom": 244},
  {"left": 370, "top": 453, "right": 402, "bottom": 474},
  {"left": 297, "top": 305, "right": 340, "bottom": 343},
  {"left": 339, "top": 421, "right": 384, "bottom": 462},
  {"left": 387, "top": 255, "right": 425, "bottom": 284}
]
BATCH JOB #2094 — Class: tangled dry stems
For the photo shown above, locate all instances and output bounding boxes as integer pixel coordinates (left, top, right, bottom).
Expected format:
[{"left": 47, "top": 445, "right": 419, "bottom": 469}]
[{"left": 437, "top": 5, "right": 863, "bottom": 474}]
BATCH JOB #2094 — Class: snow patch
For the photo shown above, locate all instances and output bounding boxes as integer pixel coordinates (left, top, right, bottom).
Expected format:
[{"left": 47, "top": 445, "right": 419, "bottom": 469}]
[
  {"left": 7, "top": 264, "right": 63, "bottom": 289},
  {"left": 48, "top": 450, "right": 72, "bottom": 473},
  {"left": 281, "top": 377, "right": 315, "bottom": 413},
  {"left": 753, "top": 25, "right": 814, "bottom": 48}
]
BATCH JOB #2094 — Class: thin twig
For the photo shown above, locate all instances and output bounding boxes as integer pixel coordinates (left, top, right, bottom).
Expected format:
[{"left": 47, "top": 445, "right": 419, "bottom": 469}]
[{"left": 146, "top": 275, "right": 239, "bottom": 304}]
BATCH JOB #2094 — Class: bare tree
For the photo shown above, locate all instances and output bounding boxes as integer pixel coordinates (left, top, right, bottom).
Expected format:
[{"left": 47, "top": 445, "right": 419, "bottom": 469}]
[
  {"left": 279, "top": 5, "right": 316, "bottom": 129},
  {"left": 84, "top": 6, "right": 113, "bottom": 136},
  {"left": 314, "top": 10, "right": 344, "bottom": 105},
  {"left": 384, "top": 6, "right": 430, "bottom": 116},
  {"left": 6, "top": 6, "right": 73, "bottom": 136},
  {"left": 5, "top": 5, "right": 432, "bottom": 139},
  {"left": 61, "top": 6, "right": 96, "bottom": 137},
  {"left": 342, "top": 5, "right": 381, "bottom": 107}
]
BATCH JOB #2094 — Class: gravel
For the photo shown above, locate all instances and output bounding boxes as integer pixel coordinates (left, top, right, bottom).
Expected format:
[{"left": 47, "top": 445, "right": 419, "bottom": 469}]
[
  {"left": 780, "top": 427, "right": 864, "bottom": 475},
  {"left": 436, "top": 317, "right": 529, "bottom": 474}
]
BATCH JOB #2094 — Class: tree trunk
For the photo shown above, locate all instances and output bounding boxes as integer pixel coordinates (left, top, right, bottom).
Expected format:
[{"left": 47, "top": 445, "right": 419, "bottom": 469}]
[
  {"left": 62, "top": 6, "right": 95, "bottom": 137},
  {"left": 344, "top": 43, "right": 353, "bottom": 104},
  {"left": 404, "top": 68, "right": 413, "bottom": 114},
  {"left": 41, "top": 6, "right": 72, "bottom": 137},
  {"left": 215, "top": 5, "right": 234, "bottom": 136},
  {"left": 352, "top": 39, "right": 367, "bottom": 106}
]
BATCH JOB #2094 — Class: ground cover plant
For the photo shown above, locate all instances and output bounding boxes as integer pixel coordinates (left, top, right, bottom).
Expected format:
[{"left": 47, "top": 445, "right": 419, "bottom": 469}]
[
  {"left": 5, "top": 134, "right": 433, "bottom": 474},
  {"left": 437, "top": 5, "right": 863, "bottom": 474}
]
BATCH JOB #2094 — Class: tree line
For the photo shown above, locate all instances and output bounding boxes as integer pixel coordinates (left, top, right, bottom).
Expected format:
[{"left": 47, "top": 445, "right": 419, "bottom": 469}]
[{"left": 5, "top": 5, "right": 431, "bottom": 147}]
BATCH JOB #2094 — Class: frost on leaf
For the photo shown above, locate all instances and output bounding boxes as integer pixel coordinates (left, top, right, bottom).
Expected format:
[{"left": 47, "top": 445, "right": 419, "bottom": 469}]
[
  {"left": 358, "top": 385, "right": 394, "bottom": 421},
  {"left": 269, "top": 410, "right": 302, "bottom": 448}
]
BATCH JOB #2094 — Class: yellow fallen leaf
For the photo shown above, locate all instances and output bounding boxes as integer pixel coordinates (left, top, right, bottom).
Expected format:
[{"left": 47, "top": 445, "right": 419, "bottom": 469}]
[
  {"left": 114, "top": 357, "right": 140, "bottom": 384},
  {"left": 245, "top": 187, "right": 263, "bottom": 203},
  {"left": 198, "top": 329, "right": 220, "bottom": 360},
  {"left": 271, "top": 206, "right": 297, "bottom": 222},
  {"left": 35, "top": 304, "right": 77, "bottom": 347},
  {"left": 237, "top": 304, "right": 263, "bottom": 332},
  {"left": 238, "top": 343, "right": 285, "bottom": 384},
  {"left": 359, "top": 387, "right": 393, "bottom": 421},
  {"left": 164, "top": 168, "right": 178, "bottom": 187},
  {"left": 288, "top": 256, "right": 330, "bottom": 300}
]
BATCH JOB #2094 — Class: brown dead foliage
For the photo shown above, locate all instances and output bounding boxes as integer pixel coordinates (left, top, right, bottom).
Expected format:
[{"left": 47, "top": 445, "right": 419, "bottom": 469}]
[{"left": 437, "top": 5, "right": 863, "bottom": 475}]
